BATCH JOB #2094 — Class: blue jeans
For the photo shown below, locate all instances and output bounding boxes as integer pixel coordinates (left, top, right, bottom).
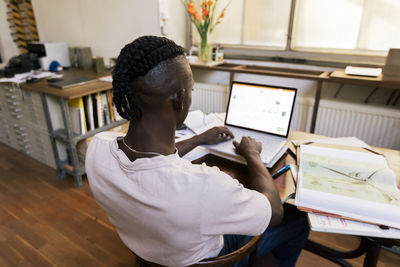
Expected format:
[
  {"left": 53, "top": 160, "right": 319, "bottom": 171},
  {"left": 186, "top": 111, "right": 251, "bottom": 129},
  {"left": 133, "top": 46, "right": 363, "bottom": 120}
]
[{"left": 218, "top": 205, "right": 310, "bottom": 267}]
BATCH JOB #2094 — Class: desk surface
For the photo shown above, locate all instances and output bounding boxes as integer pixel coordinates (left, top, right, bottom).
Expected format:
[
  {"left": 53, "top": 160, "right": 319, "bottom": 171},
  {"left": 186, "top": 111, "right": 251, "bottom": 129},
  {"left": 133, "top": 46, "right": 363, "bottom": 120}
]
[
  {"left": 194, "top": 131, "right": 400, "bottom": 203},
  {"left": 22, "top": 69, "right": 112, "bottom": 99}
]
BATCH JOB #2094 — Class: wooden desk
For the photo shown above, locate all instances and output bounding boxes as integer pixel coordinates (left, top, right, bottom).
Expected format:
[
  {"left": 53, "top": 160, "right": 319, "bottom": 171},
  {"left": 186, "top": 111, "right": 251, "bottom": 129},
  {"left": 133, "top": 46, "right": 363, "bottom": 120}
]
[
  {"left": 289, "top": 131, "right": 400, "bottom": 267},
  {"left": 23, "top": 69, "right": 112, "bottom": 99},
  {"left": 193, "top": 131, "right": 400, "bottom": 267},
  {"left": 193, "top": 130, "right": 400, "bottom": 203}
]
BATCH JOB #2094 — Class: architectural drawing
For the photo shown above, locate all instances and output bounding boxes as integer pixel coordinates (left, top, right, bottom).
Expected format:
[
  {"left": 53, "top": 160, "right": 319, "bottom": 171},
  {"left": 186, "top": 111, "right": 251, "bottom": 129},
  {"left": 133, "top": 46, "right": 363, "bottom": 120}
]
[{"left": 301, "top": 150, "right": 400, "bottom": 206}]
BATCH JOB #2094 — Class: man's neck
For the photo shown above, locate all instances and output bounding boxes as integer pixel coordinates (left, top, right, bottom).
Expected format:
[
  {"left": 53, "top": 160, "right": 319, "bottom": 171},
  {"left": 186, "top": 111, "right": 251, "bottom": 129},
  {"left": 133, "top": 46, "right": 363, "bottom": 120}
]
[{"left": 123, "top": 113, "right": 177, "bottom": 156}]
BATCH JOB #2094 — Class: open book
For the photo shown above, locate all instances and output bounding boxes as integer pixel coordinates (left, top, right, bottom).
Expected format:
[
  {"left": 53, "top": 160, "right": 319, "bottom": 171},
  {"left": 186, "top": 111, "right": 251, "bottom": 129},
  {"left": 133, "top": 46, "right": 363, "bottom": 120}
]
[
  {"left": 184, "top": 110, "right": 225, "bottom": 135},
  {"left": 295, "top": 145, "right": 400, "bottom": 229}
]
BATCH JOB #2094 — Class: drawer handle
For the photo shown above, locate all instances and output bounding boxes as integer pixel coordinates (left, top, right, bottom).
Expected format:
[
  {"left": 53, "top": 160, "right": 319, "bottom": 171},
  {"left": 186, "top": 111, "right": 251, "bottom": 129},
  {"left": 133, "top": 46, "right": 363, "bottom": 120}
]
[
  {"left": 5, "top": 94, "right": 17, "bottom": 99},
  {"left": 7, "top": 100, "right": 19, "bottom": 106},
  {"left": 16, "top": 133, "right": 27, "bottom": 138},
  {"left": 18, "top": 139, "right": 29, "bottom": 144},
  {"left": 14, "top": 126, "right": 26, "bottom": 131},
  {"left": 11, "top": 113, "right": 23, "bottom": 119}
]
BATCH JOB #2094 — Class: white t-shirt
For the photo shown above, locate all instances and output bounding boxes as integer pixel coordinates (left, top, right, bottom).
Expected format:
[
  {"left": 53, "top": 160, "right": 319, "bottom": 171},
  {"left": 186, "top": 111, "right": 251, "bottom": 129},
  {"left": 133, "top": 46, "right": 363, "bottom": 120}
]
[{"left": 85, "top": 132, "right": 271, "bottom": 266}]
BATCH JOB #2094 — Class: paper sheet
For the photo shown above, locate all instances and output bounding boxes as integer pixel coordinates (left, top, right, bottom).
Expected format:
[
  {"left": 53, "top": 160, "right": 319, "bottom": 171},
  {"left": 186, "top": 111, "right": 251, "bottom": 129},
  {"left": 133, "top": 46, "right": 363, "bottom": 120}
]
[
  {"left": 184, "top": 110, "right": 225, "bottom": 135},
  {"left": 291, "top": 136, "right": 371, "bottom": 149},
  {"left": 308, "top": 213, "right": 400, "bottom": 238},
  {"left": 0, "top": 71, "right": 55, "bottom": 83},
  {"left": 99, "top": 75, "right": 112, "bottom": 82}
]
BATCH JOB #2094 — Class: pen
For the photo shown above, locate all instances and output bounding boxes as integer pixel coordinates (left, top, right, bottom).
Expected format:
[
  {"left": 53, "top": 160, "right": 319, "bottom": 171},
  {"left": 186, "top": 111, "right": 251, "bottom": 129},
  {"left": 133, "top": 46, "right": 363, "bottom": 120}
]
[{"left": 272, "top": 165, "right": 291, "bottom": 179}]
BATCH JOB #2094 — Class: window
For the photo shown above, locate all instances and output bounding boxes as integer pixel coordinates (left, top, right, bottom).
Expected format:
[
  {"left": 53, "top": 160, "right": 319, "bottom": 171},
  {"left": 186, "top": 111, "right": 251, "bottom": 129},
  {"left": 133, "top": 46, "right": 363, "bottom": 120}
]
[
  {"left": 190, "top": 0, "right": 400, "bottom": 59},
  {"left": 195, "top": 0, "right": 291, "bottom": 49},
  {"left": 292, "top": 0, "right": 400, "bottom": 53}
]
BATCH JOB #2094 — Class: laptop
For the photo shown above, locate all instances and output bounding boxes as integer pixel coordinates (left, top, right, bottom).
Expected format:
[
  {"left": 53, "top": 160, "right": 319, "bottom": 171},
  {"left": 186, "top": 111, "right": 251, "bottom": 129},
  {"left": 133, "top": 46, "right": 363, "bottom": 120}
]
[{"left": 206, "top": 81, "right": 297, "bottom": 167}]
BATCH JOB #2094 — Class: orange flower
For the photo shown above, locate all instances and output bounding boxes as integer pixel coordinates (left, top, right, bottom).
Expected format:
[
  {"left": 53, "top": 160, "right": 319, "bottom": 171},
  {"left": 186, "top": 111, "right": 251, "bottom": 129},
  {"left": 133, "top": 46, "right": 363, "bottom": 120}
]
[
  {"left": 188, "top": 2, "right": 196, "bottom": 15},
  {"left": 193, "top": 11, "right": 200, "bottom": 21},
  {"left": 202, "top": 8, "right": 209, "bottom": 19},
  {"left": 207, "top": 0, "right": 213, "bottom": 6},
  {"left": 217, "top": 20, "right": 221, "bottom": 24},
  {"left": 220, "top": 10, "right": 225, "bottom": 18}
]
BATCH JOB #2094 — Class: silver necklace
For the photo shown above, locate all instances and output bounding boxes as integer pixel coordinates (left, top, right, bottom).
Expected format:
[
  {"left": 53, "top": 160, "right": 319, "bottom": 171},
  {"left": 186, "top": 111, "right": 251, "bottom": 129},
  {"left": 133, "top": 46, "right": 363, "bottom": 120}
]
[{"left": 122, "top": 137, "right": 177, "bottom": 157}]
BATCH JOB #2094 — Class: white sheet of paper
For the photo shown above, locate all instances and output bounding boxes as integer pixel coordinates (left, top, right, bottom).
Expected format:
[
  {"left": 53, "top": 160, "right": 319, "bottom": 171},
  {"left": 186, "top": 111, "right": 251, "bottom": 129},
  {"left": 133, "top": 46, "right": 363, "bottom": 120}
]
[
  {"left": 292, "top": 137, "right": 371, "bottom": 149},
  {"left": 308, "top": 213, "right": 400, "bottom": 238}
]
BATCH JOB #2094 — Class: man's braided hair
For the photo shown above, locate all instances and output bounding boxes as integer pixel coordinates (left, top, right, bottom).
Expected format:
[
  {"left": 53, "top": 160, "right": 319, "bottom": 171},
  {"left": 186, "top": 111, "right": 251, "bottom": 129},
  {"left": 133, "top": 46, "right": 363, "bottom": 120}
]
[{"left": 112, "top": 36, "right": 185, "bottom": 121}]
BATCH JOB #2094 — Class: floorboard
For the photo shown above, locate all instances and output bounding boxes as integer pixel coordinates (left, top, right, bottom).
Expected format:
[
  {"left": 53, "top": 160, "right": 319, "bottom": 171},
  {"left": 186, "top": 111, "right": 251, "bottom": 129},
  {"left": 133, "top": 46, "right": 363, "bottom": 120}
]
[{"left": 0, "top": 142, "right": 398, "bottom": 266}]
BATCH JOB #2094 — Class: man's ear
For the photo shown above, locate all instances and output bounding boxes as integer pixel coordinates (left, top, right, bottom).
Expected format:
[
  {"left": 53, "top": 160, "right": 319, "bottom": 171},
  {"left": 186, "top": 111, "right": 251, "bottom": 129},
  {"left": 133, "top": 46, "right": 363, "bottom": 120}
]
[{"left": 171, "top": 89, "right": 185, "bottom": 111}]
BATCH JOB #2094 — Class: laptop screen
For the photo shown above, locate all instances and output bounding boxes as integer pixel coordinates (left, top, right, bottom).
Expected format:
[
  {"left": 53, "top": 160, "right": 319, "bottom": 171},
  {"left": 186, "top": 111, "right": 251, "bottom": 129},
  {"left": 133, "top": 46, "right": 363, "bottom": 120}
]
[{"left": 225, "top": 82, "right": 297, "bottom": 137}]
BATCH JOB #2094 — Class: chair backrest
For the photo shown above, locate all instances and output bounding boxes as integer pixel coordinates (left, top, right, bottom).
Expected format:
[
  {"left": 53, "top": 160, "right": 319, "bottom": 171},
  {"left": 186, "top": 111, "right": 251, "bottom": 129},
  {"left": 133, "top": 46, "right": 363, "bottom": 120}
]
[{"left": 135, "top": 235, "right": 263, "bottom": 267}]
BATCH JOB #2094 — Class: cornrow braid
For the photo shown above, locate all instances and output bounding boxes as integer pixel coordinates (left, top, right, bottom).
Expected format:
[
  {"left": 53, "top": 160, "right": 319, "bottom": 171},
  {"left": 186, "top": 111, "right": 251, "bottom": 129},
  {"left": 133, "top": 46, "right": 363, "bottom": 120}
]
[{"left": 112, "top": 36, "right": 185, "bottom": 120}]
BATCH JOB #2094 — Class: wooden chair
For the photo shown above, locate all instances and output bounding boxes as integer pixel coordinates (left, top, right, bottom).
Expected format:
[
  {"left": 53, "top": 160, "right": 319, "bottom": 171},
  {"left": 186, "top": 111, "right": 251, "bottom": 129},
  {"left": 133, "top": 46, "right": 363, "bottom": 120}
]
[{"left": 135, "top": 234, "right": 263, "bottom": 267}]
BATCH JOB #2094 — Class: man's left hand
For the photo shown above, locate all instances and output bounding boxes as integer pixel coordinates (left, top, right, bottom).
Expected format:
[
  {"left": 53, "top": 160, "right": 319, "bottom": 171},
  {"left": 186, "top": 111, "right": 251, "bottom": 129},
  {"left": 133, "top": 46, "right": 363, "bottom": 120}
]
[{"left": 198, "top": 127, "right": 234, "bottom": 145}]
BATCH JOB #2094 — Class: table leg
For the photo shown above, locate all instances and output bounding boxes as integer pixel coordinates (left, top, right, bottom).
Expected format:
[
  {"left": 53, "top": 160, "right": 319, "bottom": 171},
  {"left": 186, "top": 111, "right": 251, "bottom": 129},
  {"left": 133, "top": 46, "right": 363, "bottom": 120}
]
[
  {"left": 310, "top": 81, "right": 322, "bottom": 133},
  {"left": 59, "top": 97, "right": 83, "bottom": 187},
  {"left": 363, "top": 239, "right": 381, "bottom": 267},
  {"left": 229, "top": 71, "right": 235, "bottom": 85}
]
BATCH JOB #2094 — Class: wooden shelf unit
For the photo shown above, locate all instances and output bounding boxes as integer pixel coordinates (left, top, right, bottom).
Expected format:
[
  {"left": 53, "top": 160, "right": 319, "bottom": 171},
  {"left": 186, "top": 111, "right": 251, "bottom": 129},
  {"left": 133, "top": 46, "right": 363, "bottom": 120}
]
[{"left": 21, "top": 69, "right": 126, "bottom": 187}]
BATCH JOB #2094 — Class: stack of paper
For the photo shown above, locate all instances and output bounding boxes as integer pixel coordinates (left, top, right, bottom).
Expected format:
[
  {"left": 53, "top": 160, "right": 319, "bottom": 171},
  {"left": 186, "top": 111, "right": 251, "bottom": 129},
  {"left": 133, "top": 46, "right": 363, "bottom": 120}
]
[
  {"left": 383, "top": 48, "right": 400, "bottom": 81},
  {"left": 308, "top": 213, "right": 400, "bottom": 238}
]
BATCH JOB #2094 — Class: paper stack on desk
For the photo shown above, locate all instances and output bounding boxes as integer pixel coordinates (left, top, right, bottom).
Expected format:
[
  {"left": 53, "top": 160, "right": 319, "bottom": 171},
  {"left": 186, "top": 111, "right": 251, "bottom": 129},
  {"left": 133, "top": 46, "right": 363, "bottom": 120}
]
[{"left": 307, "top": 213, "right": 400, "bottom": 238}]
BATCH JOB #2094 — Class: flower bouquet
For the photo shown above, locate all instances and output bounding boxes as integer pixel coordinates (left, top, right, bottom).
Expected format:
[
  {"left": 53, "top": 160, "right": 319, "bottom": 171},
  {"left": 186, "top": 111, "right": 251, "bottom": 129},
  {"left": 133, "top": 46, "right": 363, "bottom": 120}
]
[{"left": 180, "top": 0, "right": 231, "bottom": 61}]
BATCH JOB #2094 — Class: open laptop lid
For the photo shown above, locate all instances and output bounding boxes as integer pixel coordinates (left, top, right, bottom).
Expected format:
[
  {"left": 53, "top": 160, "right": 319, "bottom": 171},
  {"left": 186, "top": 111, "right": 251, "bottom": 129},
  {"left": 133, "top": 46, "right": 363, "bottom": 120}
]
[{"left": 225, "top": 81, "right": 297, "bottom": 138}]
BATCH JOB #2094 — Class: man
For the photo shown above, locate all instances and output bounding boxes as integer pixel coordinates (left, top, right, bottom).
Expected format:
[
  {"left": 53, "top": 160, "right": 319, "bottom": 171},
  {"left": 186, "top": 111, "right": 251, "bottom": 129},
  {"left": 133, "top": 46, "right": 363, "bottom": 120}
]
[{"left": 85, "top": 36, "right": 309, "bottom": 267}]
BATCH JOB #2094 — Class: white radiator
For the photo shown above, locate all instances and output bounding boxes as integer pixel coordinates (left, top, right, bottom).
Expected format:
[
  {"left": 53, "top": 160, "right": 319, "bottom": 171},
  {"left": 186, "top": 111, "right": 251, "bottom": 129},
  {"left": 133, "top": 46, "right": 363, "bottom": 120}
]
[
  {"left": 191, "top": 83, "right": 229, "bottom": 113},
  {"left": 315, "top": 100, "right": 400, "bottom": 149},
  {"left": 192, "top": 83, "right": 400, "bottom": 149}
]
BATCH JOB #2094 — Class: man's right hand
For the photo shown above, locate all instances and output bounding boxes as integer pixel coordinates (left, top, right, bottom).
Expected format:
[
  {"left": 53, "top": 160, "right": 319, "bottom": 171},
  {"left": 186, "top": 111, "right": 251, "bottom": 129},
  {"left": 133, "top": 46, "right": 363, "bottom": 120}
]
[
  {"left": 233, "top": 136, "right": 284, "bottom": 226},
  {"left": 233, "top": 136, "right": 262, "bottom": 159}
]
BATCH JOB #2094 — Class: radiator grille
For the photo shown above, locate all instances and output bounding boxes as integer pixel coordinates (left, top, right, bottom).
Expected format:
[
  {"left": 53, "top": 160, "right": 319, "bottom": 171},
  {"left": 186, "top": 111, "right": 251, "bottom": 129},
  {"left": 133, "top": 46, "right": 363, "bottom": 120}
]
[
  {"left": 191, "top": 83, "right": 229, "bottom": 113},
  {"left": 315, "top": 100, "right": 400, "bottom": 149}
]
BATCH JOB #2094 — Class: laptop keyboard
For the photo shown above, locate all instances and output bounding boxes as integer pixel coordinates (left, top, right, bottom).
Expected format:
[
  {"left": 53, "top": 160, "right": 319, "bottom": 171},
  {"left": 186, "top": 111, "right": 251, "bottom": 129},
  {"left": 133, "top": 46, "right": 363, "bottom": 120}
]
[{"left": 230, "top": 127, "right": 285, "bottom": 162}]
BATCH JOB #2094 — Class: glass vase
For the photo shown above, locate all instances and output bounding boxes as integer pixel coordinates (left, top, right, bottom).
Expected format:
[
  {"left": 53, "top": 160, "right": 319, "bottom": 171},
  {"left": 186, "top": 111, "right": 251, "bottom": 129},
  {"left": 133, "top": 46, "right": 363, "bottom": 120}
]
[{"left": 198, "top": 35, "right": 212, "bottom": 62}]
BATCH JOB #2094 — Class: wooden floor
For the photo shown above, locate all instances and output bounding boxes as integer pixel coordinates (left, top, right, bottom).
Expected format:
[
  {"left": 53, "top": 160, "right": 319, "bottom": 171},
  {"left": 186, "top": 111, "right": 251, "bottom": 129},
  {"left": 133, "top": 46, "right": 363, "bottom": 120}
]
[{"left": 0, "top": 142, "right": 398, "bottom": 267}]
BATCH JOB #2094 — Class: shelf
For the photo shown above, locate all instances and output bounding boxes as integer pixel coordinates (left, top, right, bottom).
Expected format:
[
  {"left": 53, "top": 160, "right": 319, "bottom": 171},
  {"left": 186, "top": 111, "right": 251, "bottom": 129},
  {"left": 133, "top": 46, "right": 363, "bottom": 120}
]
[
  {"left": 190, "top": 62, "right": 330, "bottom": 80},
  {"left": 329, "top": 70, "right": 400, "bottom": 89},
  {"left": 21, "top": 69, "right": 112, "bottom": 99},
  {"left": 53, "top": 119, "right": 127, "bottom": 144}
]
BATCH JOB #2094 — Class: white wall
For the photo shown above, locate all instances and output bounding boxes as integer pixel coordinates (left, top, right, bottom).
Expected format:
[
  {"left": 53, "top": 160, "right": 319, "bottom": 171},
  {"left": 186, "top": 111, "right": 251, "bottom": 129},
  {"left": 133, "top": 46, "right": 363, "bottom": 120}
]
[
  {"left": 0, "top": 0, "right": 19, "bottom": 68},
  {"left": 31, "top": 0, "right": 186, "bottom": 66}
]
